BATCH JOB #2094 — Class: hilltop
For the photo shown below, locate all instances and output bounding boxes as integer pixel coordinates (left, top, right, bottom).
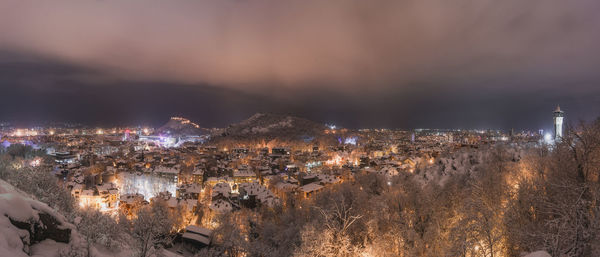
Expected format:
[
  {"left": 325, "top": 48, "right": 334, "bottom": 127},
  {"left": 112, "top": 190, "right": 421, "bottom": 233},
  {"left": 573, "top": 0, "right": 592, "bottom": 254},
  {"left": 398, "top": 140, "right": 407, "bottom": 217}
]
[
  {"left": 210, "top": 113, "right": 334, "bottom": 145},
  {"left": 155, "top": 117, "right": 209, "bottom": 136}
]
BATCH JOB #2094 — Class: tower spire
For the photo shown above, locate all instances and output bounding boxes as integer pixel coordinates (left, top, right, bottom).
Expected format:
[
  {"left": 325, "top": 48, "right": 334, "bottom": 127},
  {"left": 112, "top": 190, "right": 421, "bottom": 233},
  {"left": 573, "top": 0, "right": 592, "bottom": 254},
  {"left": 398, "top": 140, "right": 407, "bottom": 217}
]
[
  {"left": 555, "top": 105, "right": 562, "bottom": 113},
  {"left": 553, "top": 105, "right": 564, "bottom": 141}
]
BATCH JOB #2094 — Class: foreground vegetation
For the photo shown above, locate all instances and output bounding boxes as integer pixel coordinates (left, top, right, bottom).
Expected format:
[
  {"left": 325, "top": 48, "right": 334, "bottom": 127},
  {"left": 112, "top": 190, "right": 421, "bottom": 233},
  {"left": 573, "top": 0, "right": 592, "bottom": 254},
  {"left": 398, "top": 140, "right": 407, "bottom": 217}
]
[{"left": 199, "top": 120, "right": 600, "bottom": 257}]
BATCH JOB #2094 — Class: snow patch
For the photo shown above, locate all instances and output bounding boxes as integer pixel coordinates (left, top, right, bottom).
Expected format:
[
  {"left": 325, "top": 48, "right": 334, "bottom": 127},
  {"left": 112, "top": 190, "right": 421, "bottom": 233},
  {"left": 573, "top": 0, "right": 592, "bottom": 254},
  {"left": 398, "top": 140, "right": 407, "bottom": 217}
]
[{"left": 523, "top": 251, "right": 551, "bottom": 257}]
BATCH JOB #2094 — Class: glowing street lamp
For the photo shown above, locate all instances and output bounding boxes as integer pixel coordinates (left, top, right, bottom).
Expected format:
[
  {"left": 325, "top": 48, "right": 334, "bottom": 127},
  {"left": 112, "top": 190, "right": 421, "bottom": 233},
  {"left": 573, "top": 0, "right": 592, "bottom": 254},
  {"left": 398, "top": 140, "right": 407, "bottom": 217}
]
[{"left": 544, "top": 133, "right": 553, "bottom": 144}]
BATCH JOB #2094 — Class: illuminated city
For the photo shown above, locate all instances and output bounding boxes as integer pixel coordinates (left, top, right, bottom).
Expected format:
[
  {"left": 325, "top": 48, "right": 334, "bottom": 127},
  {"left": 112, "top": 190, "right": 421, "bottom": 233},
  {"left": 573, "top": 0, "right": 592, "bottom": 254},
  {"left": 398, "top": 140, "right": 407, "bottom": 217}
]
[{"left": 1, "top": 2, "right": 600, "bottom": 257}]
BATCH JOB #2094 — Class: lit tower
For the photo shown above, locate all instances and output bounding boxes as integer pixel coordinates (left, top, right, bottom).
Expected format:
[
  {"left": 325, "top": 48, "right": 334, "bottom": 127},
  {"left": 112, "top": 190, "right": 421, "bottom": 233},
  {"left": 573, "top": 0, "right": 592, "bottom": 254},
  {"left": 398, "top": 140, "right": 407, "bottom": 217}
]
[{"left": 553, "top": 105, "right": 564, "bottom": 141}]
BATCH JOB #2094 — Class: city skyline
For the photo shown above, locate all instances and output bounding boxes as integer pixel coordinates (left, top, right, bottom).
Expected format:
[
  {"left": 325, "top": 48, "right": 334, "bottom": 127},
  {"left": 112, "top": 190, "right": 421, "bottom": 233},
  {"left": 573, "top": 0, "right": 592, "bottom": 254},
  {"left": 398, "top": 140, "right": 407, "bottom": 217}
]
[{"left": 0, "top": 104, "right": 572, "bottom": 134}]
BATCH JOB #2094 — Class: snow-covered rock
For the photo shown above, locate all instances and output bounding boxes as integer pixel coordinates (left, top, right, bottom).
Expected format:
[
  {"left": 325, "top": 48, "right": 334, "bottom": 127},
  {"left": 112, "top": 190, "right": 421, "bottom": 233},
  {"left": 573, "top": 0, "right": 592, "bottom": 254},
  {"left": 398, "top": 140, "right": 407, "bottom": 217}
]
[{"left": 0, "top": 179, "right": 75, "bottom": 257}]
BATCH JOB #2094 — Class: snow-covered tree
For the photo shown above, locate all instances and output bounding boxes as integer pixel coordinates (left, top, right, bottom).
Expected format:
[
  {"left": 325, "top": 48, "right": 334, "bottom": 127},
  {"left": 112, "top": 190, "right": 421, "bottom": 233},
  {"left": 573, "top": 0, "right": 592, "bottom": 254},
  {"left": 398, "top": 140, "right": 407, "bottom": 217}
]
[
  {"left": 131, "top": 201, "right": 175, "bottom": 257},
  {"left": 504, "top": 120, "right": 600, "bottom": 256},
  {"left": 76, "top": 208, "right": 125, "bottom": 257}
]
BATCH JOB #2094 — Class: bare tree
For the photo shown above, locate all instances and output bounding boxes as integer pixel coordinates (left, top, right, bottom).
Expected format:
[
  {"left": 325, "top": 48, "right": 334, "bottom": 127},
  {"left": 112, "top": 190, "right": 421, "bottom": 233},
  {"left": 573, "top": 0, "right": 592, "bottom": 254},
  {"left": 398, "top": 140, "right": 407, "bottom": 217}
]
[
  {"left": 295, "top": 196, "right": 362, "bottom": 257},
  {"left": 505, "top": 120, "right": 600, "bottom": 256},
  {"left": 131, "top": 201, "right": 175, "bottom": 257},
  {"left": 76, "top": 208, "right": 125, "bottom": 257},
  {"left": 211, "top": 212, "right": 249, "bottom": 257}
]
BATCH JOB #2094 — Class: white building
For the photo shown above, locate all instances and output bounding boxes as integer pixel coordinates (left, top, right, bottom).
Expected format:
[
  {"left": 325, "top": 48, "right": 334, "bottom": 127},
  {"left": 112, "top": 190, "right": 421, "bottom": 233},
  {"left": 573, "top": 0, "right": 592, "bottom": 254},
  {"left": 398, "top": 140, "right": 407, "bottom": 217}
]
[{"left": 553, "top": 105, "right": 564, "bottom": 141}]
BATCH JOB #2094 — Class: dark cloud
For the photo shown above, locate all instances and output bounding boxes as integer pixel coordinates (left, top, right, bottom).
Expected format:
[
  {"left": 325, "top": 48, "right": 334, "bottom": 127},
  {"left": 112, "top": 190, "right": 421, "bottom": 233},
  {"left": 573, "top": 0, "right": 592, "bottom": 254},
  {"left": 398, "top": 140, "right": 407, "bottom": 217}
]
[
  {"left": 1, "top": 52, "right": 598, "bottom": 130},
  {"left": 1, "top": 1, "right": 600, "bottom": 89},
  {"left": 0, "top": 1, "right": 599, "bottom": 128}
]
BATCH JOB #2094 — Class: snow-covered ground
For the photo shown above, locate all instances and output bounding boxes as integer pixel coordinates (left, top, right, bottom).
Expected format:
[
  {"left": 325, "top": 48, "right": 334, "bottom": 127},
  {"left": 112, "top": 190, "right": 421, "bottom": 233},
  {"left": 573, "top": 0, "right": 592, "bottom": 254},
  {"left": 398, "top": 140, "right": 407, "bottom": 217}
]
[
  {"left": 118, "top": 172, "right": 177, "bottom": 200},
  {"left": 413, "top": 144, "right": 528, "bottom": 186},
  {"left": 0, "top": 179, "right": 75, "bottom": 257},
  {"left": 523, "top": 251, "right": 551, "bottom": 257},
  {"left": 0, "top": 179, "right": 143, "bottom": 257}
]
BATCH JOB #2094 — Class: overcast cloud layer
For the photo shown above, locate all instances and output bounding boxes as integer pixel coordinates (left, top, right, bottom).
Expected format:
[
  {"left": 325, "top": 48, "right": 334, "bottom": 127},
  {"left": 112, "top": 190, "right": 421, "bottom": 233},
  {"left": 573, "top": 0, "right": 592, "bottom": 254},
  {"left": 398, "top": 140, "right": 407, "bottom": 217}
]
[
  {"left": 0, "top": 1, "right": 599, "bottom": 128},
  {"left": 2, "top": 0, "right": 600, "bottom": 90}
]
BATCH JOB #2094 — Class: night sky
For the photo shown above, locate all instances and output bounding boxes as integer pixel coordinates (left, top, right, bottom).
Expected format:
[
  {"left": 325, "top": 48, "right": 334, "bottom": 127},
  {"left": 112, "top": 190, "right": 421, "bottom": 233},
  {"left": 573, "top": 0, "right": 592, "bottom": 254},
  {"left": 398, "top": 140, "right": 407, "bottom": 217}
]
[{"left": 1, "top": 1, "right": 599, "bottom": 130}]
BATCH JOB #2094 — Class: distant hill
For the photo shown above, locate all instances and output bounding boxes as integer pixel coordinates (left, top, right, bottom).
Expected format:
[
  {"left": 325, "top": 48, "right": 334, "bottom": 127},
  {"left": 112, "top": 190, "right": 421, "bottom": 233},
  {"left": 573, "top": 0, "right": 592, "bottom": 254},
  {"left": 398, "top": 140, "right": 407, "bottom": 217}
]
[
  {"left": 156, "top": 117, "right": 209, "bottom": 136},
  {"left": 211, "top": 113, "right": 334, "bottom": 145}
]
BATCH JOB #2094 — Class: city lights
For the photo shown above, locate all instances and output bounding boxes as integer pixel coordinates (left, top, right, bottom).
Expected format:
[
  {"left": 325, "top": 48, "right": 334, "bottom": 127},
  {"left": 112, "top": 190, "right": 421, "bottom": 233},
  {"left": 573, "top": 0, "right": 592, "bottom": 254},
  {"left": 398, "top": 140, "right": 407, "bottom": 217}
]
[
  {"left": 0, "top": 106, "right": 582, "bottom": 257},
  {"left": 544, "top": 133, "right": 553, "bottom": 144},
  {"left": 0, "top": 0, "right": 593, "bottom": 254},
  {"left": 29, "top": 158, "right": 41, "bottom": 167}
]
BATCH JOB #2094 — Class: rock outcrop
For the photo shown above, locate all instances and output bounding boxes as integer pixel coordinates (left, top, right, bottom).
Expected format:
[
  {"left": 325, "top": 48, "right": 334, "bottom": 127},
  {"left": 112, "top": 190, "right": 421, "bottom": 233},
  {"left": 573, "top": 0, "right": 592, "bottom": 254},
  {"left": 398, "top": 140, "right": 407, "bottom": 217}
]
[{"left": 0, "top": 179, "right": 74, "bottom": 256}]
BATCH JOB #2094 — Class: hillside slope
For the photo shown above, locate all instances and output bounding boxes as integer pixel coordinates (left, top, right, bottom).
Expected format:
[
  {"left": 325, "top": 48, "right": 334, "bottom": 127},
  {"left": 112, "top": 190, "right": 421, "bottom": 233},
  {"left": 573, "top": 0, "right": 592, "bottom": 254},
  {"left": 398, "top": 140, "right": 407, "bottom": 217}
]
[
  {"left": 156, "top": 117, "right": 209, "bottom": 136},
  {"left": 211, "top": 113, "right": 334, "bottom": 145},
  {"left": 0, "top": 179, "right": 76, "bottom": 257}
]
